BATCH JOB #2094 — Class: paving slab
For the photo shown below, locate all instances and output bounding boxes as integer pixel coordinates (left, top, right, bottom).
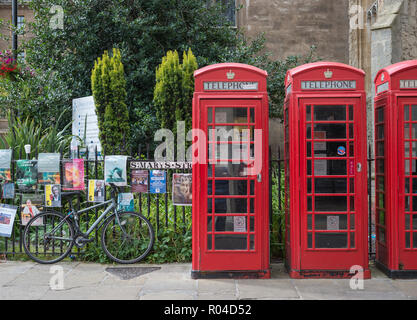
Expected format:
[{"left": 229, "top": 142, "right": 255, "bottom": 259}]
[
  {"left": 197, "top": 279, "right": 236, "bottom": 294},
  {"left": 237, "top": 279, "right": 299, "bottom": 300},
  {"left": 390, "top": 280, "right": 417, "bottom": 300},
  {"left": 1, "top": 261, "right": 417, "bottom": 300},
  {"left": 291, "top": 279, "right": 347, "bottom": 300},
  {"left": 41, "top": 285, "right": 141, "bottom": 300},
  {"left": 139, "top": 290, "right": 196, "bottom": 300},
  {"left": 0, "top": 285, "right": 50, "bottom": 300}
]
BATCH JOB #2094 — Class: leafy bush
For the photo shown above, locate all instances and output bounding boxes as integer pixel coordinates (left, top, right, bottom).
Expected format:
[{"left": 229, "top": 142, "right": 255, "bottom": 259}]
[
  {"left": 270, "top": 167, "right": 286, "bottom": 259},
  {"left": 91, "top": 48, "right": 130, "bottom": 155},
  {"left": 0, "top": 111, "right": 73, "bottom": 158}
]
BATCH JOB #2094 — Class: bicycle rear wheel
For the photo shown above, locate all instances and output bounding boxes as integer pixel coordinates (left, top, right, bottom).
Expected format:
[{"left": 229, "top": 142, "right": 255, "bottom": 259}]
[
  {"left": 101, "top": 211, "right": 154, "bottom": 264},
  {"left": 23, "top": 211, "right": 75, "bottom": 264}
]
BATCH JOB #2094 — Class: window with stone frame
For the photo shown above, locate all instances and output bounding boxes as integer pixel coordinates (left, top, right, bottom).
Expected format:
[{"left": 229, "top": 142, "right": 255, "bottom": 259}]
[{"left": 207, "top": 0, "right": 237, "bottom": 27}]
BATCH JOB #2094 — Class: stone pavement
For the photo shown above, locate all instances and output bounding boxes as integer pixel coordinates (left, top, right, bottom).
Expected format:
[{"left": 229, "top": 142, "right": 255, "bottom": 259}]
[{"left": 0, "top": 261, "right": 416, "bottom": 300}]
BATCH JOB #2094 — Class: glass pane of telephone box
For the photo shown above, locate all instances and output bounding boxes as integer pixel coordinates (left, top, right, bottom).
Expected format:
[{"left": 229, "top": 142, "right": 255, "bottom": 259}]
[
  {"left": 315, "top": 196, "right": 347, "bottom": 212},
  {"left": 215, "top": 180, "right": 248, "bottom": 196},
  {"left": 215, "top": 235, "right": 247, "bottom": 250},
  {"left": 211, "top": 216, "right": 248, "bottom": 232},
  {"left": 315, "top": 233, "right": 348, "bottom": 248},
  {"left": 314, "top": 105, "right": 346, "bottom": 121},
  {"left": 314, "top": 124, "right": 346, "bottom": 139},
  {"left": 215, "top": 108, "right": 247, "bottom": 123},
  {"left": 315, "top": 178, "right": 347, "bottom": 194},
  {"left": 214, "top": 198, "right": 247, "bottom": 213},
  {"left": 314, "top": 142, "right": 347, "bottom": 158},
  {"left": 314, "top": 214, "right": 348, "bottom": 230}
]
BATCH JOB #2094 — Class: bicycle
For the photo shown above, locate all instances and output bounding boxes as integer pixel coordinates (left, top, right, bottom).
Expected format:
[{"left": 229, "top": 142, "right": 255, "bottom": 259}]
[{"left": 22, "top": 183, "right": 155, "bottom": 264}]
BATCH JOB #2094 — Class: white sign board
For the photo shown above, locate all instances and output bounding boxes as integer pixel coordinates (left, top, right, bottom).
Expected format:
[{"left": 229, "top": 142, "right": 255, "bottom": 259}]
[{"left": 72, "top": 96, "right": 102, "bottom": 152}]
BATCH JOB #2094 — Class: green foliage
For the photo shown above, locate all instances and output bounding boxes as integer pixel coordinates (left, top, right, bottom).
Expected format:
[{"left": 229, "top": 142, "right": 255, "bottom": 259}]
[
  {"left": 91, "top": 48, "right": 130, "bottom": 155},
  {"left": 181, "top": 49, "right": 198, "bottom": 135},
  {"left": 0, "top": 66, "right": 72, "bottom": 128},
  {"left": 147, "top": 226, "right": 192, "bottom": 264},
  {"left": 20, "top": 0, "right": 269, "bottom": 153},
  {"left": 154, "top": 48, "right": 198, "bottom": 139},
  {"left": 270, "top": 167, "right": 286, "bottom": 259},
  {"left": 0, "top": 111, "right": 73, "bottom": 158},
  {"left": 154, "top": 50, "right": 183, "bottom": 133}
]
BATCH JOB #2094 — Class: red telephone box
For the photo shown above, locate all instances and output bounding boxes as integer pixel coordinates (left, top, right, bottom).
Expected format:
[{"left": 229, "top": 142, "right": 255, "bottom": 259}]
[
  {"left": 374, "top": 60, "right": 417, "bottom": 278},
  {"left": 284, "top": 62, "right": 371, "bottom": 278},
  {"left": 191, "top": 63, "right": 270, "bottom": 279}
]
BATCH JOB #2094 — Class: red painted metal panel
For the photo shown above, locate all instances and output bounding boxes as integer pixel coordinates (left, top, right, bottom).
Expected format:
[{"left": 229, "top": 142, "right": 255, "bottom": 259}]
[
  {"left": 374, "top": 60, "right": 417, "bottom": 277},
  {"left": 285, "top": 62, "right": 370, "bottom": 279},
  {"left": 192, "top": 63, "right": 270, "bottom": 279}
]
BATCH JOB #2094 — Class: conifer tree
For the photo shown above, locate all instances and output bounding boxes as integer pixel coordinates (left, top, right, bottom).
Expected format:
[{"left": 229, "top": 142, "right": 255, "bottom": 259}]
[
  {"left": 91, "top": 48, "right": 130, "bottom": 155},
  {"left": 153, "top": 49, "right": 198, "bottom": 142}
]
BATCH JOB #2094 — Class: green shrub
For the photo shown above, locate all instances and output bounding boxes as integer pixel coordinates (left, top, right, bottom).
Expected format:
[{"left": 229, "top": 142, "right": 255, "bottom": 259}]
[{"left": 91, "top": 48, "right": 130, "bottom": 155}]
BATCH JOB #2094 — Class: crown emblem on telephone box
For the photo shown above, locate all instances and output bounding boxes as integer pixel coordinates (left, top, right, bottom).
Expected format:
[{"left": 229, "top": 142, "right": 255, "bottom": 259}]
[
  {"left": 324, "top": 69, "right": 333, "bottom": 79},
  {"left": 227, "top": 70, "right": 235, "bottom": 80}
]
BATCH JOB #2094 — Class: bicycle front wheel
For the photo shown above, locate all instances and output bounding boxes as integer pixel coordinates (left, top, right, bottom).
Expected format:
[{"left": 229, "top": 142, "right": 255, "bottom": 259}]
[
  {"left": 23, "top": 211, "right": 75, "bottom": 264},
  {"left": 101, "top": 211, "right": 155, "bottom": 264}
]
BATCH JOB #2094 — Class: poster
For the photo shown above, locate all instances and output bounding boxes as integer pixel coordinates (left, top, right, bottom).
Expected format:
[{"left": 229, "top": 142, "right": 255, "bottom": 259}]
[
  {"left": 72, "top": 96, "right": 103, "bottom": 159},
  {"left": 38, "top": 153, "right": 61, "bottom": 185},
  {"left": 327, "top": 216, "right": 340, "bottom": 231},
  {"left": 117, "top": 193, "right": 134, "bottom": 211},
  {"left": 45, "top": 184, "right": 61, "bottom": 207},
  {"left": 63, "top": 159, "right": 85, "bottom": 190},
  {"left": 88, "top": 180, "right": 105, "bottom": 203},
  {"left": 131, "top": 170, "right": 148, "bottom": 193},
  {"left": 2, "top": 182, "right": 15, "bottom": 199},
  {"left": 0, "top": 149, "right": 12, "bottom": 181},
  {"left": 172, "top": 173, "right": 192, "bottom": 206},
  {"left": 104, "top": 155, "right": 128, "bottom": 186},
  {"left": 233, "top": 216, "right": 246, "bottom": 232},
  {"left": 0, "top": 204, "right": 18, "bottom": 238},
  {"left": 16, "top": 160, "right": 38, "bottom": 191},
  {"left": 21, "top": 194, "right": 44, "bottom": 226},
  {"left": 149, "top": 170, "right": 166, "bottom": 194}
]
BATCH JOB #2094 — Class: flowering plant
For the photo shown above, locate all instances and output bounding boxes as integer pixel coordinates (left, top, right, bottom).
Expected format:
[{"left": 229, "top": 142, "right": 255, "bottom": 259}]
[
  {"left": 0, "top": 50, "right": 36, "bottom": 81},
  {"left": 0, "top": 50, "right": 18, "bottom": 78}
]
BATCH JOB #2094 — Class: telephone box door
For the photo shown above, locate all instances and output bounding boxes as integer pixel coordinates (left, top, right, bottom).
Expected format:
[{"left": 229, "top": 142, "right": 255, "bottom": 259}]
[
  {"left": 199, "top": 98, "right": 266, "bottom": 271},
  {"left": 399, "top": 98, "right": 417, "bottom": 270},
  {"left": 299, "top": 98, "right": 367, "bottom": 270}
]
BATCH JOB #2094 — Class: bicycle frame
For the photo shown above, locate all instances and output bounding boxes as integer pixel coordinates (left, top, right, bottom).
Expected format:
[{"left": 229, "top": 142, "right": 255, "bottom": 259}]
[{"left": 47, "top": 198, "right": 120, "bottom": 241}]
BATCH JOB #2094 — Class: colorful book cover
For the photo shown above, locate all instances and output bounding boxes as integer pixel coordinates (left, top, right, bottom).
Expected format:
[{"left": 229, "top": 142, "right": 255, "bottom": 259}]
[
  {"left": 104, "top": 156, "right": 128, "bottom": 186},
  {"left": 38, "top": 153, "right": 61, "bottom": 185},
  {"left": 45, "top": 184, "right": 61, "bottom": 207},
  {"left": 63, "top": 159, "right": 85, "bottom": 191},
  {"left": 131, "top": 170, "right": 148, "bottom": 193},
  {"left": 21, "top": 194, "right": 44, "bottom": 226},
  {"left": 2, "top": 182, "right": 15, "bottom": 199},
  {"left": 0, "top": 149, "right": 12, "bottom": 181},
  {"left": 16, "top": 160, "right": 38, "bottom": 191},
  {"left": 88, "top": 180, "right": 105, "bottom": 203},
  {"left": 117, "top": 193, "right": 134, "bottom": 212},
  {"left": 149, "top": 170, "right": 166, "bottom": 194},
  {"left": 172, "top": 173, "right": 192, "bottom": 206},
  {"left": 0, "top": 204, "right": 18, "bottom": 238}
]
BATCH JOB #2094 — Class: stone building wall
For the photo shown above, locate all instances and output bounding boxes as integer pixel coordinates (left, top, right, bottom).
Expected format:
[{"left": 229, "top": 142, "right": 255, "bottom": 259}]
[
  {"left": 349, "top": 0, "right": 417, "bottom": 147},
  {"left": 237, "top": 0, "right": 350, "bottom": 63}
]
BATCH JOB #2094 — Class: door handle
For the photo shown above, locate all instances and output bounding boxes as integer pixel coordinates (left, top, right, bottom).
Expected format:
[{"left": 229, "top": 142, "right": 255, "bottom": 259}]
[
  {"left": 257, "top": 173, "right": 262, "bottom": 183},
  {"left": 357, "top": 163, "right": 362, "bottom": 173}
]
